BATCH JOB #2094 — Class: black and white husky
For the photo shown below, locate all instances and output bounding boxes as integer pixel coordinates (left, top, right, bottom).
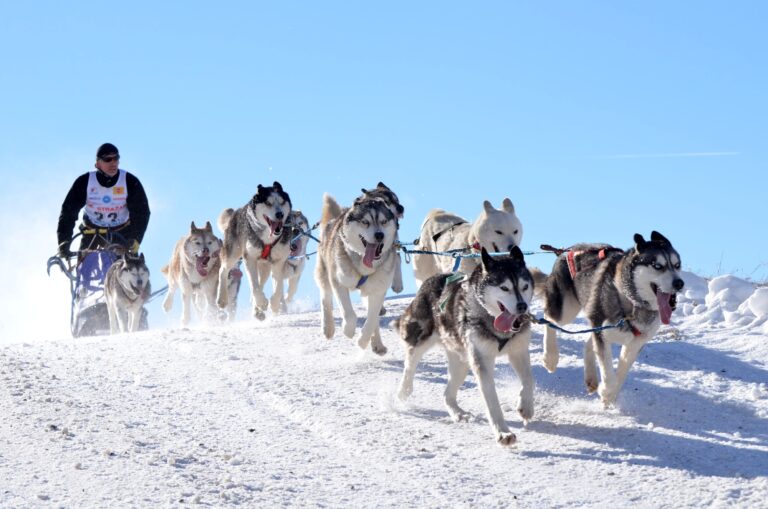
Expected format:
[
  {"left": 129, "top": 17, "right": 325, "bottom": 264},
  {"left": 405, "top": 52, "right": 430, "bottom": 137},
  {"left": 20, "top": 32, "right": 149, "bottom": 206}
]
[
  {"left": 537, "top": 231, "right": 685, "bottom": 407},
  {"left": 315, "top": 192, "right": 398, "bottom": 355},
  {"left": 105, "top": 253, "right": 151, "bottom": 334},
  {"left": 216, "top": 182, "right": 292, "bottom": 321},
  {"left": 395, "top": 247, "right": 535, "bottom": 446}
]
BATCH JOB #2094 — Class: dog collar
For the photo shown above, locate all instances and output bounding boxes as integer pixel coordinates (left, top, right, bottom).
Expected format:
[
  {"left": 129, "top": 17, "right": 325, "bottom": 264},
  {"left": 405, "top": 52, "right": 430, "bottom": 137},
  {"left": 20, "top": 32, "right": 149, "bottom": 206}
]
[{"left": 625, "top": 319, "right": 643, "bottom": 337}]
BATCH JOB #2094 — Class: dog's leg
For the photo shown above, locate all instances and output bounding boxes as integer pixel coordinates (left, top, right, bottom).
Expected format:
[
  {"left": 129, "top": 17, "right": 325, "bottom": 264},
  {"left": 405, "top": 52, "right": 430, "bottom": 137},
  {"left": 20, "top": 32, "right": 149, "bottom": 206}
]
[
  {"left": 217, "top": 248, "right": 240, "bottom": 312},
  {"left": 331, "top": 282, "right": 357, "bottom": 339},
  {"left": 391, "top": 251, "right": 404, "bottom": 293},
  {"left": 244, "top": 256, "right": 267, "bottom": 320},
  {"left": 542, "top": 293, "right": 579, "bottom": 373},
  {"left": 468, "top": 340, "right": 515, "bottom": 446},
  {"left": 397, "top": 336, "right": 436, "bottom": 400},
  {"left": 285, "top": 274, "right": 299, "bottom": 305},
  {"left": 107, "top": 299, "right": 119, "bottom": 335},
  {"left": 129, "top": 306, "right": 141, "bottom": 332},
  {"left": 358, "top": 290, "right": 386, "bottom": 353},
  {"left": 179, "top": 283, "right": 193, "bottom": 327},
  {"left": 613, "top": 339, "right": 647, "bottom": 399},
  {"left": 444, "top": 349, "right": 471, "bottom": 422},
  {"left": 583, "top": 338, "right": 598, "bottom": 393},
  {"left": 593, "top": 332, "right": 618, "bottom": 407},
  {"left": 116, "top": 307, "right": 129, "bottom": 333},
  {"left": 315, "top": 259, "right": 336, "bottom": 339},
  {"left": 507, "top": 335, "right": 535, "bottom": 424},
  {"left": 542, "top": 325, "right": 560, "bottom": 374},
  {"left": 162, "top": 278, "right": 176, "bottom": 313},
  {"left": 268, "top": 261, "right": 286, "bottom": 315}
]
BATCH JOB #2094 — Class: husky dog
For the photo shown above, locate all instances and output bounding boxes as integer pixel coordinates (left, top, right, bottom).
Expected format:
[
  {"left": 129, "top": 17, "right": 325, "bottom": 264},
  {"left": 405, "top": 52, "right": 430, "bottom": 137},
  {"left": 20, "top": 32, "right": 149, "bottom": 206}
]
[
  {"left": 216, "top": 182, "right": 292, "bottom": 321},
  {"left": 396, "top": 247, "right": 535, "bottom": 446},
  {"left": 356, "top": 182, "right": 405, "bottom": 294},
  {"left": 105, "top": 253, "right": 151, "bottom": 333},
  {"left": 161, "top": 221, "right": 222, "bottom": 326},
  {"left": 280, "top": 210, "right": 310, "bottom": 310},
  {"left": 537, "top": 231, "right": 684, "bottom": 407},
  {"left": 413, "top": 199, "right": 523, "bottom": 287},
  {"left": 315, "top": 192, "right": 398, "bottom": 355}
]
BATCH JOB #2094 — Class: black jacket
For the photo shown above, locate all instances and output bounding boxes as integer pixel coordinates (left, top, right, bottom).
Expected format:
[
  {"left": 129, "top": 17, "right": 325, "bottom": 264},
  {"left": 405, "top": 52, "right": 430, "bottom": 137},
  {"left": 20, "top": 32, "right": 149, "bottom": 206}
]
[{"left": 57, "top": 170, "right": 150, "bottom": 248}]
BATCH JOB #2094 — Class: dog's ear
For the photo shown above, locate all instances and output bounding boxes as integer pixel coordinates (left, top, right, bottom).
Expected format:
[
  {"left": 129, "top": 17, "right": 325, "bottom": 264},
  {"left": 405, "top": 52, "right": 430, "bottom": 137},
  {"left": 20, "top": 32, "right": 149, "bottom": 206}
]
[
  {"left": 483, "top": 200, "right": 495, "bottom": 214},
  {"left": 360, "top": 188, "right": 369, "bottom": 195},
  {"left": 190, "top": 221, "right": 197, "bottom": 232},
  {"left": 480, "top": 246, "right": 494, "bottom": 272},
  {"left": 377, "top": 182, "right": 390, "bottom": 190},
  {"left": 650, "top": 231, "right": 670, "bottom": 245},
  {"left": 204, "top": 221, "right": 213, "bottom": 232},
  {"left": 634, "top": 233, "right": 646, "bottom": 251},
  {"left": 510, "top": 245, "right": 525, "bottom": 263},
  {"left": 502, "top": 198, "right": 515, "bottom": 214},
  {"left": 139, "top": 253, "right": 145, "bottom": 263},
  {"left": 273, "top": 181, "right": 282, "bottom": 191}
]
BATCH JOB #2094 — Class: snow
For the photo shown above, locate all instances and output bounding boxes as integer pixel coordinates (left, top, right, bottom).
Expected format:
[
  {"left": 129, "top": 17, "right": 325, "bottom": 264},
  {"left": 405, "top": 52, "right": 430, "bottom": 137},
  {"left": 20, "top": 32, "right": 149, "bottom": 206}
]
[{"left": 1, "top": 275, "right": 767, "bottom": 508}]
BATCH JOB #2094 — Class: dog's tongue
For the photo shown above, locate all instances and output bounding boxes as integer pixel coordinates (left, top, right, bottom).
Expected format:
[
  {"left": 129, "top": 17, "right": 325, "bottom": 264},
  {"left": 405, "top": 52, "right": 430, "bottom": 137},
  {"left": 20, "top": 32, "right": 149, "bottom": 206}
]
[
  {"left": 363, "top": 243, "right": 378, "bottom": 268},
  {"left": 196, "top": 256, "right": 210, "bottom": 277},
  {"left": 656, "top": 291, "right": 674, "bottom": 325},
  {"left": 290, "top": 242, "right": 300, "bottom": 257},
  {"left": 494, "top": 310, "right": 518, "bottom": 332},
  {"left": 270, "top": 220, "right": 282, "bottom": 236}
]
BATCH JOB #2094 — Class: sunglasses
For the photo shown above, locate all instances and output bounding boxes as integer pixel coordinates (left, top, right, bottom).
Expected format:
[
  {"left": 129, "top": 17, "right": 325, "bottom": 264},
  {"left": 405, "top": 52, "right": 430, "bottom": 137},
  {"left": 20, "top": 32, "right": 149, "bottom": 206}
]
[{"left": 100, "top": 155, "right": 119, "bottom": 163}]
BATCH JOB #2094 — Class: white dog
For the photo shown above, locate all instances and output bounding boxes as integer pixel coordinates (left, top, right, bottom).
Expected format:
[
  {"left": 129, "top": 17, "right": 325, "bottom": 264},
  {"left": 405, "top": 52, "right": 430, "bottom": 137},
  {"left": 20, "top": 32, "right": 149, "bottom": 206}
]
[
  {"left": 413, "top": 199, "right": 523, "bottom": 287},
  {"left": 105, "top": 253, "right": 151, "bottom": 333}
]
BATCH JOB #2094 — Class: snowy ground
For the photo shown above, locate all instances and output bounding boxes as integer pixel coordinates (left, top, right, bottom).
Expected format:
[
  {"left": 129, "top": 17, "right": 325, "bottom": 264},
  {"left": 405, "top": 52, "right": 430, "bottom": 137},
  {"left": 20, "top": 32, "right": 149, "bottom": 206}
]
[{"left": 1, "top": 273, "right": 767, "bottom": 508}]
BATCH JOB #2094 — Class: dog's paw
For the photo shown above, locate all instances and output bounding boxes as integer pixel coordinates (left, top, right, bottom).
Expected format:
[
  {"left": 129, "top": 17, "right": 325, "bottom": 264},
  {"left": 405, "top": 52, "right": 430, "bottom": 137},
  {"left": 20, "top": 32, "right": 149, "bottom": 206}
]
[
  {"left": 253, "top": 308, "right": 266, "bottom": 321},
  {"left": 379, "top": 306, "right": 387, "bottom": 317},
  {"left": 447, "top": 407, "right": 471, "bottom": 423},
  {"left": 162, "top": 298, "right": 173, "bottom": 313},
  {"left": 585, "top": 377, "right": 599, "bottom": 394},
  {"left": 391, "top": 282, "right": 404, "bottom": 294},
  {"left": 255, "top": 293, "right": 268, "bottom": 310},
  {"left": 397, "top": 383, "right": 413, "bottom": 401},
  {"left": 357, "top": 335, "right": 371, "bottom": 350},
  {"left": 598, "top": 383, "right": 617, "bottom": 407},
  {"left": 269, "top": 295, "right": 282, "bottom": 315},
  {"left": 322, "top": 320, "right": 335, "bottom": 339},
  {"left": 371, "top": 343, "right": 387, "bottom": 356},
  {"left": 343, "top": 318, "right": 357, "bottom": 339},
  {"left": 216, "top": 295, "right": 228, "bottom": 310},
  {"left": 497, "top": 432, "right": 517, "bottom": 447},
  {"left": 543, "top": 352, "right": 559, "bottom": 373},
  {"left": 517, "top": 401, "right": 534, "bottom": 422}
]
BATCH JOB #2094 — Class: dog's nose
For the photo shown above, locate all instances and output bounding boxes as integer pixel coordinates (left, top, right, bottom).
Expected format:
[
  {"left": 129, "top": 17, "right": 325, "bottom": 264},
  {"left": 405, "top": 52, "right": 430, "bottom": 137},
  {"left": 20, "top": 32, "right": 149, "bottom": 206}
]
[
  {"left": 374, "top": 231, "right": 384, "bottom": 241},
  {"left": 275, "top": 211, "right": 284, "bottom": 220},
  {"left": 673, "top": 278, "right": 685, "bottom": 291},
  {"left": 516, "top": 302, "right": 528, "bottom": 314},
  {"left": 136, "top": 279, "right": 143, "bottom": 287},
  {"left": 202, "top": 247, "right": 209, "bottom": 255}
]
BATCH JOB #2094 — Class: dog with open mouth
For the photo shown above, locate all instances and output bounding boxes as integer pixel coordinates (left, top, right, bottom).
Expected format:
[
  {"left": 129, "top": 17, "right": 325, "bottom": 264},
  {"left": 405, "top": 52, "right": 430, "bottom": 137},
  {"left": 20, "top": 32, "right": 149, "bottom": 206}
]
[
  {"left": 315, "top": 191, "right": 398, "bottom": 355},
  {"left": 105, "top": 253, "right": 152, "bottom": 334},
  {"left": 533, "top": 231, "right": 685, "bottom": 407},
  {"left": 279, "top": 209, "right": 311, "bottom": 311},
  {"left": 161, "top": 221, "right": 223, "bottom": 326},
  {"left": 394, "top": 246, "right": 536, "bottom": 447},
  {"left": 216, "top": 181, "right": 292, "bottom": 321}
]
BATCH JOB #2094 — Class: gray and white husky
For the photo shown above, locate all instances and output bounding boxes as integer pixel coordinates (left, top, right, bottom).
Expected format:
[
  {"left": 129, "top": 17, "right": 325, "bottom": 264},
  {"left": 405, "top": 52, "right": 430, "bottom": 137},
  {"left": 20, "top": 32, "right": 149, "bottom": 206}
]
[
  {"left": 105, "top": 253, "right": 151, "bottom": 334},
  {"left": 395, "top": 246, "right": 535, "bottom": 446},
  {"left": 413, "top": 199, "right": 523, "bottom": 287},
  {"left": 536, "top": 231, "right": 685, "bottom": 407},
  {"left": 280, "top": 210, "right": 310, "bottom": 310},
  {"left": 161, "top": 221, "right": 222, "bottom": 326},
  {"left": 315, "top": 192, "right": 398, "bottom": 355},
  {"left": 216, "top": 182, "right": 292, "bottom": 321},
  {"left": 356, "top": 182, "right": 405, "bottom": 294}
]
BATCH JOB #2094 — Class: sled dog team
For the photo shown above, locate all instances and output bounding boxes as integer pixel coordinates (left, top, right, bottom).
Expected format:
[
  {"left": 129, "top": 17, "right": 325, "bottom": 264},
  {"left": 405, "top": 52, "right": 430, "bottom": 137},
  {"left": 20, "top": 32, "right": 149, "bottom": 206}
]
[{"left": 108, "top": 180, "right": 685, "bottom": 446}]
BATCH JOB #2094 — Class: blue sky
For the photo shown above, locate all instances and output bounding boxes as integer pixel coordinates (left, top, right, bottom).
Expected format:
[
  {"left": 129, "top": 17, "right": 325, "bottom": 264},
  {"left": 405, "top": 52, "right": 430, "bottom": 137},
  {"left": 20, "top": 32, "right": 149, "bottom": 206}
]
[{"left": 1, "top": 1, "right": 766, "bottom": 332}]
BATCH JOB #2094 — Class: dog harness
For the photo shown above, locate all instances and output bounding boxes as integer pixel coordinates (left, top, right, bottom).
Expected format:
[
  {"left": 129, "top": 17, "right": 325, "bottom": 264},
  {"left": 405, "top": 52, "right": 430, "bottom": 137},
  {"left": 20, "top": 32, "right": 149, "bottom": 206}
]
[
  {"left": 260, "top": 239, "right": 281, "bottom": 260},
  {"left": 427, "top": 221, "right": 467, "bottom": 244}
]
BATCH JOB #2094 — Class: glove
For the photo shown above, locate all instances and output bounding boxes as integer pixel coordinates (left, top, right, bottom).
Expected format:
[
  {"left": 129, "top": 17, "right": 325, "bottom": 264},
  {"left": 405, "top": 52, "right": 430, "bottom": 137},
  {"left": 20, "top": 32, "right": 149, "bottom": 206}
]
[
  {"left": 58, "top": 241, "right": 73, "bottom": 258},
  {"left": 128, "top": 239, "right": 140, "bottom": 254}
]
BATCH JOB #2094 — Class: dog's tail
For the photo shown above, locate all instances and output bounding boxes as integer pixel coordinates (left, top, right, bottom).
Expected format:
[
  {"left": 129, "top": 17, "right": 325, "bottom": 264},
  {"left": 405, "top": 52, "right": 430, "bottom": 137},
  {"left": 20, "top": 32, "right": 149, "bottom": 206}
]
[
  {"left": 528, "top": 267, "right": 548, "bottom": 298},
  {"left": 218, "top": 208, "right": 235, "bottom": 233},
  {"left": 321, "top": 193, "right": 344, "bottom": 225}
]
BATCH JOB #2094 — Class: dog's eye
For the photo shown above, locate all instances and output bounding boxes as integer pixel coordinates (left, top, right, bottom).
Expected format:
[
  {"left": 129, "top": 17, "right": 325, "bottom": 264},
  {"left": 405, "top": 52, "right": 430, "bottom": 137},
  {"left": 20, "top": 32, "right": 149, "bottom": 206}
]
[
  {"left": 495, "top": 230, "right": 503, "bottom": 235},
  {"left": 653, "top": 262, "right": 665, "bottom": 270},
  {"left": 674, "top": 263, "right": 681, "bottom": 270},
  {"left": 514, "top": 230, "right": 519, "bottom": 235},
  {"left": 381, "top": 219, "right": 389, "bottom": 225},
  {"left": 362, "top": 220, "right": 370, "bottom": 227},
  {"left": 521, "top": 284, "right": 529, "bottom": 292},
  {"left": 266, "top": 201, "right": 273, "bottom": 207},
  {"left": 500, "top": 286, "right": 510, "bottom": 292}
]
